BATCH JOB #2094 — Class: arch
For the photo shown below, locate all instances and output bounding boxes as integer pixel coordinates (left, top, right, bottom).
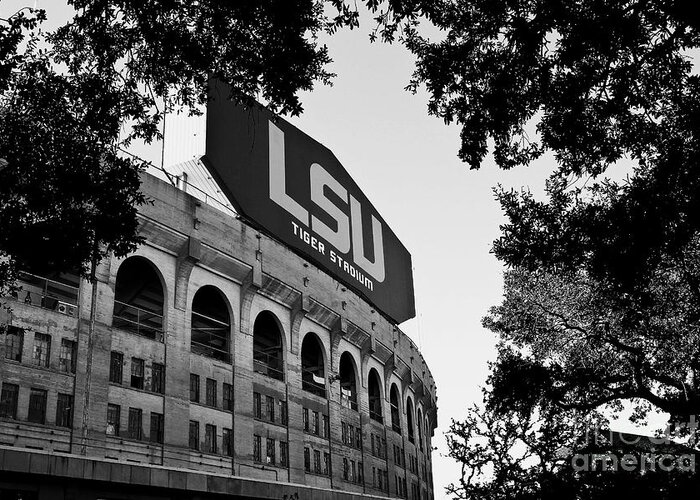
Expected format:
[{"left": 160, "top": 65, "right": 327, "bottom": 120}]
[
  {"left": 368, "top": 368, "right": 383, "bottom": 423},
  {"left": 390, "top": 384, "right": 401, "bottom": 434},
  {"left": 301, "top": 332, "right": 327, "bottom": 398},
  {"left": 253, "top": 311, "right": 285, "bottom": 381},
  {"left": 417, "top": 407, "right": 424, "bottom": 451},
  {"left": 339, "top": 351, "right": 359, "bottom": 411},
  {"left": 191, "top": 285, "right": 231, "bottom": 362},
  {"left": 113, "top": 256, "right": 165, "bottom": 341},
  {"left": 406, "top": 397, "right": 415, "bottom": 443}
]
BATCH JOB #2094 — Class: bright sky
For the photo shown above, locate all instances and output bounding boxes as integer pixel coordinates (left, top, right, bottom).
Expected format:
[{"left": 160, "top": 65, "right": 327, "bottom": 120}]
[{"left": 0, "top": 1, "right": 554, "bottom": 497}]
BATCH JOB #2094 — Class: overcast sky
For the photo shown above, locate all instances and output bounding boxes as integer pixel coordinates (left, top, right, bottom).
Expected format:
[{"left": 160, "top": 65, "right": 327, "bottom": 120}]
[{"left": 1, "top": 1, "right": 559, "bottom": 496}]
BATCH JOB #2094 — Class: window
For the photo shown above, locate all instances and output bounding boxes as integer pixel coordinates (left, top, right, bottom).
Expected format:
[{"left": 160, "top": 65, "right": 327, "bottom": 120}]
[
  {"left": 4, "top": 326, "right": 23, "bottom": 362},
  {"left": 339, "top": 352, "right": 358, "bottom": 410},
  {"left": 223, "top": 428, "right": 232, "bottom": 456},
  {"left": 253, "top": 434, "right": 262, "bottom": 462},
  {"left": 223, "top": 383, "right": 233, "bottom": 411},
  {"left": 266, "top": 437, "right": 275, "bottom": 464},
  {"left": 253, "top": 311, "right": 284, "bottom": 381},
  {"left": 343, "top": 457, "right": 349, "bottom": 480},
  {"left": 33, "top": 333, "right": 51, "bottom": 367},
  {"left": 27, "top": 388, "right": 47, "bottom": 424},
  {"left": 205, "top": 424, "right": 217, "bottom": 453},
  {"left": 191, "top": 286, "right": 231, "bottom": 362},
  {"left": 304, "top": 447, "right": 310, "bottom": 472},
  {"left": 323, "top": 452, "right": 330, "bottom": 476},
  {"left": 55, "top": 393, "right": 73, "bottom": 427},
  {"left": 280, "top": 441, "right": 288, "bottom": 467},
  {"left": 356, "top": 426, "right": 362, "bottom": 449},
  {"left": 107, "top": 404, "right": 120, "bottom": 436},
  {"left": 351, "top": 460, "right": 356, "bottom": 482},
  {"left": 151, "top": 363, "right": 165, "bottom": 394},
  {"left": 114, "top": 256, "right": 164, "bottom": 341},
  {"left": 322, "top": 414, "right": 329, "bottom": 438},
  {"left": 130, "top": 358, "right": 144, "bottom": 389},
  {"left": 190, "top": 374, "right": 200, "bottom": 402},
  {"left": 189, "top": 421, "right": 199, "bottom": 450},
  {"left": 312, "top": 410, "right": 319, "bottom": 435},
  {"left": 407, "top": 398, "right": 415, "bottom": 444},
  {"left": 150, "top": 412, "right": 164, "bottom": 444},
  {"left": 279, "top": 400, "right": 288, "bottom": 425},
  {"left": 58, "top": 339, "right": 76, "bottom": 373},
  {"left": 390, "top": 384, "right": 401, "bottom": 434},
  {"left": 301, "top": 333, "right": 326, "bottom": 397},
  {"left": 128, "top": 408, "right": 143, "bottom": 440},
  {"left": 313, "top": 449, "right": 321, "bottom": 473},
  {"left": 206, "top": 378, "right": 217, "bottom": 406},
  {"left": 358, "top": 461, "right": 363, "bottom": 483},
  {"left": 253, "top": 392, "right": 262, "bottom": 419},
  {"left": 265, "top": 395, "right": 275, "bottom": 422},
  {"left": 303, "top": 407, "right": 309, "bottom": 431},
  {"left": 368, "top": 368, "right": 383, "bottom": 422},
  {"left": 0, "top": 383, "right": 19, "bottom": 419},
  {"left": 342, "top": 422, "right": 348, "bottom": 444},
  {"left": 109, "top": 352, "right": 123, "bottom": 384},
  {"left": 349, "top": 426, "right": 355, "bottom": 447}
]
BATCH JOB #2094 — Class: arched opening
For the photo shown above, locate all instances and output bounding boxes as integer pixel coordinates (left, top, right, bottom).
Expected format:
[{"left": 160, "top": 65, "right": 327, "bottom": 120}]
[
  {"left": 191, "top": 286, "right": 231, "bottom": 362},
  {"left": 339, "top": 352, "right": 358, "bottom": 410},
  {"left": 252, "top": 311, "right": 284, "bottom": 381},
  {"left": 406, "top": 397, "right": 415, "bottom": 443},
  {"left": 114, "top": 256, "right": 164, "bottom": 341},
  {"left": 390, "top": 384, "right": 401, "bottom": 434},
  {"left": 301, "top": 333, "right": 326, "bottom": 398},
  {"left": 368, "top": 368, "right": 383, "bottom": 423},
  {"left": 417, "top": 408, "right": 424, "bottom": 451}
]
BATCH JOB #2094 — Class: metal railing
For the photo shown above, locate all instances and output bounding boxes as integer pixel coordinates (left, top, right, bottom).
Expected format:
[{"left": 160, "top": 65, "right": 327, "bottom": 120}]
[
  {"left": 191, "top": 311, "right": 230, "bottom": 362},
  {"left": 12, "top": 271, "right": 79, "bottom": 315},
  {"left": 252, "top": 349, "right": 284, "bottom": 381},
  {"left": 113, "top": 300, "right": 164, "bottom": 342},
  {"left": 340, "top": 393, "right": 358, "bottom": 411},
  {"left": 301, "top": 369, "right": 327, "bottom": 398}
]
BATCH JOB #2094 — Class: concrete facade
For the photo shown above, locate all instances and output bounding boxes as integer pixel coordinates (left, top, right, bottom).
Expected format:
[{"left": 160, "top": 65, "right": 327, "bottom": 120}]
[{"left": 0, "top": 173, "right": 438, "bottom": 500}]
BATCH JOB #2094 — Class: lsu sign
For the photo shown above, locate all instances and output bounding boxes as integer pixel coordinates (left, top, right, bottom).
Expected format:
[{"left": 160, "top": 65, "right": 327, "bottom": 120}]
[{"left": 204, "top": 81, "right": 415, "bottom": 324}]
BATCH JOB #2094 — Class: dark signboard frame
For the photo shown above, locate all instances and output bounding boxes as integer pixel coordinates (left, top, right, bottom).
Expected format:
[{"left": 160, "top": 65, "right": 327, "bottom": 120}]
[{"left": 203, "top": 81, "right": 415, "bottom": 324}]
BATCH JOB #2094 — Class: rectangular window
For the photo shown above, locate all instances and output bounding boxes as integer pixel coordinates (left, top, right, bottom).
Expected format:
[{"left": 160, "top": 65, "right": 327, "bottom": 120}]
[
  {"left": 109, "top": 351, "right": 123, "bottom": 384},
  {"left": 343, "top": 457, "right": 349, "bottom": 480},
  {"left": 279, "top": 400, "right": 288, "bottom": 425},
  {"left": 323, "top": 452, "right": 330, "bottom": 476},
  {"left": 130, "top": 358, "right": 144, "bottom": 389},
  {"left": 151, "top": 363, "right": 165, "bottom": 394},
  {"left": 0, "top": 383, "right": 19, "bottom": 419},
  {"left": 58, "top": 339, "right": 76, "bottom": 373},
  {"left": 349, "top": 426, "right": 355, "bottom": 447},
  {"left": 150, "top": 412, "right": 164, "bottom": 444},
  {"left": 358, "top": 461, "right": 363, "bottom": 483},
  {"left": 55, "top": 393, "right": 73, "bottom": 428},
  {"left": 265, "top": 395, "right": 274, "bottom": 422},
  {"left": 253, "top": 392, "right": 261, "bottom": 419},
  {"left": 312, "top": 411, "right": 319, "bottom": 435},
  {"left": 127, "top": 408, "right": 143, "bottom": 440},
  {"left": 33, "top": 333, "right": 50, "bottom": 367},
  {"left": 304, "top": 447, "right": 310, "bottom": 472},
  {"left": 190, "top": 374, "right": 200, "bottom": 402},
  {"left": 371, "top": 434, "right": 375, "bottom": 455},
  {"left": 223, "top": 428, "right": 232, "bottom": 456},
  {"left": 356, "top": 426, "right": 362, "bottom": 448},
  {"left": 189, "top": 420, "right": 199, "bottom": 450},
  {"left": 4, "top": 326, "right": 23, "bottom": 362},
  {"left": 313, "top": 449, "right": 321, "bottom": 474},
  {"left": 27, "top": 388, "right": 47, "bottom": 424},
  {"left": 205, "top": 378, "right": 217, "bottom": 407},
  {"left": 351, "top": 460, "right": 356, "bottom": 482},
  {"left": 205, "top": 424, "right": 217, "bottom": 453},
  {"left": 323, "top": 414, "right": 329, "bottom": 438},
  {"left": 266, "top": 437, "right": 275, "bottom": 464},
  {"left": 280, "top": 441, "right": 288, "bottom": 467},
  {"left": 303, "top": 407, "right": 309, "bottom": 431},
  {"left": 223, "top": 383, "right": 233, "bottom": 411},
  {"left": 253, "top": 434, "right": 262, "bottom": 462},
  {"left": 107, "top": 404, "right": 120, "bottom": 436},
  {"left": 342, "top": 422, "right": 348, "bottom": 444}
]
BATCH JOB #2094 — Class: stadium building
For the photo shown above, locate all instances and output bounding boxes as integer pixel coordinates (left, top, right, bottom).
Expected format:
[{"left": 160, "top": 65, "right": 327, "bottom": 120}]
[{"left": 0, "top": 86, "right": 438, "bottom": 500}]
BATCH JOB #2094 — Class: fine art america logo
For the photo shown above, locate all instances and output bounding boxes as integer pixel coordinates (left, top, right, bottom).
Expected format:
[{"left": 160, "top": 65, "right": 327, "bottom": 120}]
[
  {"left": 268, "top": 120, "right": 386, "bottom": 290},
  {"left": 570, "top": 419, "right": 699, "bottom": 473}
]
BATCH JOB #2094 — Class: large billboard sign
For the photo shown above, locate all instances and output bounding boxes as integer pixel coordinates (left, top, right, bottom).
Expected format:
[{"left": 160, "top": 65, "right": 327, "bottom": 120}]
[{"left": 204, "top": 82, "right": 416, "bottom": 324}]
